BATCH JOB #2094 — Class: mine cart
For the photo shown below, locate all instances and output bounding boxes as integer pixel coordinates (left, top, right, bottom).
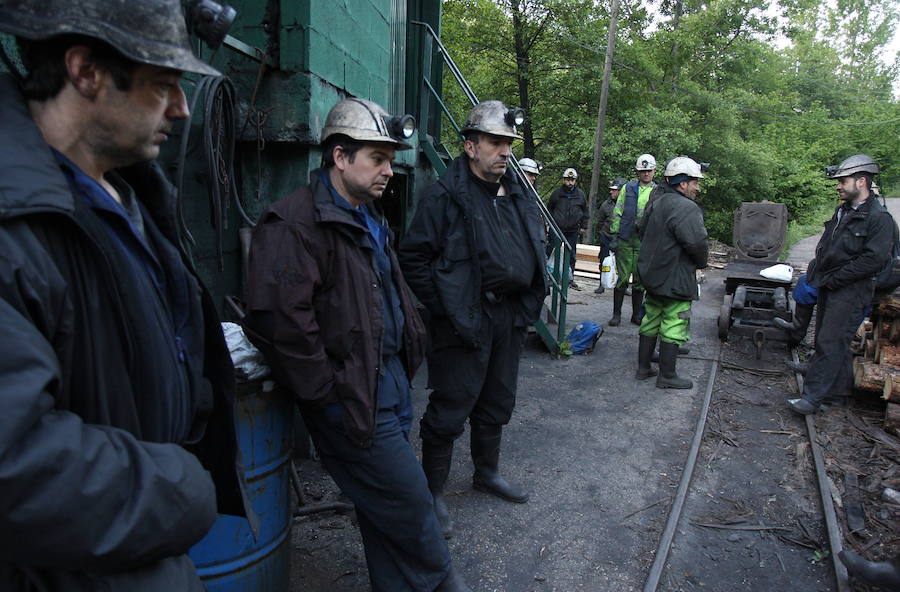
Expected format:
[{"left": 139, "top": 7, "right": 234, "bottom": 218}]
[{"left": 718, "top": 202, "right": 794, "bottom": 357}]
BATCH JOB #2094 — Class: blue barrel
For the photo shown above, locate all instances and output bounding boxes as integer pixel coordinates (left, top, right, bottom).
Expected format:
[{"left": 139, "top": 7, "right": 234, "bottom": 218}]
[{"left": 189, "top": 379, "right": 293, "bottom": 591}]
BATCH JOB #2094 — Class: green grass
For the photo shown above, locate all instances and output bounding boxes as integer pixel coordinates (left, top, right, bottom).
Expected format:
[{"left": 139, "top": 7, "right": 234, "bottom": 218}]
[{"left": 780, "top": 202, "right": 836, "bottom": 259}]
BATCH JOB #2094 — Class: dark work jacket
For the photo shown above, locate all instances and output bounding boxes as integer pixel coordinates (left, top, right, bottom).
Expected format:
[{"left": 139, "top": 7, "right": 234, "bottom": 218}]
[
  {"left": 808, "top": 197, "right": 895, "bottom": 291},
  {"left": 242, "top": 172, "right": 427, "bottom": 447},
  {"left": 547, "top": 185, "right": 588, "bottom": 232},
  {"left": 0, "top": 74, "right": 249, "bottom": 591},
  {"left": 595, "top": 197, "right": 616, "bottom": 240},
  {"left": 399, "top": 155, "right": 549, "bottom": 348},
  {"left": 637, "top": 185, "right": 709, "bottom": 300}
]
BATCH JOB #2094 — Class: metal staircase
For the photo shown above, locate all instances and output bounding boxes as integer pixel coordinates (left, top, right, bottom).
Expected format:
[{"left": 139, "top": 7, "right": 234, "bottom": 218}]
[{"left": 410, "top": 21, "right": 571, "bottom": 355}]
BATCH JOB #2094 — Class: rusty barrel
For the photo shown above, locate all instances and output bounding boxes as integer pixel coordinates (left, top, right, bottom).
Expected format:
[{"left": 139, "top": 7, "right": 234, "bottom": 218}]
[{"left": 189, "top": 379, "right": 292, "bottom": 591}]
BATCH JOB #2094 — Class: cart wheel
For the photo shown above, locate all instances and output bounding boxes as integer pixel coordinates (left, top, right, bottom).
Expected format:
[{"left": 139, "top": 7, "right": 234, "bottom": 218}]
[{"left": 718, "top": 294, "right": 732, "bottom": 340}]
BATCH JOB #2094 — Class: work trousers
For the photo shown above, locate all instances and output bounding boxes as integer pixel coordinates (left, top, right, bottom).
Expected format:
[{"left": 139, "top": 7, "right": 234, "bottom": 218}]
[
  {"left": 802, "top": 281, "right": 872, "bottom": 406},
  {"left": 639, "top": 294, "right": 692, "bottom": 345},
  {"left": 563, "top": 231, "right": 580, "bottom": 272},
  {"left": 304, "top": 355, "right": 449, "bottom": 592},
  {"left": 421, "top": 300, "right": 526, "bottom": 446},
  {"left": 597, "top": 235, "right": 611, "bottom": 272},
  {"left": 615, "top": 236, "right": 643, "bottom": 290}
]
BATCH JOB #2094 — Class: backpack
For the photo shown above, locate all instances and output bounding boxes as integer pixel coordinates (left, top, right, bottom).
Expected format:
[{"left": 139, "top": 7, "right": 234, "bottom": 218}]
[{"left": 565, "top": 321, "right": 603, "bottom": 354}]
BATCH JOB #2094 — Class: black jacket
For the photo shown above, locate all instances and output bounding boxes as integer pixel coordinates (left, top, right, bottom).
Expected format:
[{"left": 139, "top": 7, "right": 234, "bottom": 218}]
[
  {"left": 808, "top": 197, "right": 895, "bottom": 291},
  {"left": 243, "top": 173, "right": 427, "bottom": 447},
  {"left": 399, "top": 156, "right": 549, "bottom": 348},
  {"left": 0, "top": 74, "right": 248, "bottom": 591},
  {"left": 637, "top": 185, "right": 708, "bottom": 300},
  {"left": 547, "top": 185, "right": 588, "bottom": 232}
]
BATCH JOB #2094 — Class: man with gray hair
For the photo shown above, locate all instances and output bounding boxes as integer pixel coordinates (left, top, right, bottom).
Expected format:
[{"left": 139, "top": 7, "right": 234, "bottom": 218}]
[{"left": 400, "top": 100, "right": 548, "bottom": 538}]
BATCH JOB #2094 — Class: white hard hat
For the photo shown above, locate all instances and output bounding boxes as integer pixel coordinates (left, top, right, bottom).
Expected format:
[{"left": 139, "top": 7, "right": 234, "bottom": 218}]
[
  {"left": 635, "top": 154, "right": 656, "bottom": 171},
  {"left": 519, "top": 158, "right": 540, "bottom": 175},
  {"left": 664, "top": 156, "right": 705, "bottom": 179},
  {"left": 322, "top": 98, "right": 416, "bottom": 149},
  {"left": 563, "top": 168, "right": 578, "bottom": 179}
]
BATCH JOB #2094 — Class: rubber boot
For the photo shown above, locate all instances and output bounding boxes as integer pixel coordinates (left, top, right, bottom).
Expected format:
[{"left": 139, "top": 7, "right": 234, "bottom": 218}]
[
  {"left": 652, "top": 344, "right": 690, "bottom": 362},
  {"left": 656, "top": 341, "right": 693, "bottom": 389},
  {"left": 609, "top": 287, "right": 626, "bottom": 326},
  {"left": 630, "top": 289, "right": 645, "bottom": 325},
  {"left": 422, "top": 441, "right": 454, "bottom": 539},
  {"left": 773, "top": 303, "right": 814, "bottom": 346},
  {"left": 636, "top": 334, "right": 659, "bottom": 380},
  {"left": 435, "top": 564, "right": 474, "bottom": 592},
  {"left": 470, "top": 423, "right": 529, "bottom": 503},
  {"left": 839, "top": 550, "right": 900, "bottom": 590}
]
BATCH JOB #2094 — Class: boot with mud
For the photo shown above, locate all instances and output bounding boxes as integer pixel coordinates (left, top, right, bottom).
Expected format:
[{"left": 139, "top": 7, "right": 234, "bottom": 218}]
[
  {"left": 651, "top": 343, "right": 690, "bottom": 362},
  {"left": 608, "top": 287, "right": 626, "bottom": 326},
  {"left": 470, "top": 423, "right": 529, "bottom": 503},
  {"left": 635, "top": 334, "right": 658, "bottom": 380},
  {"left": 422, "top": 441, "right": 454, "bottom": 539},
  {"left": 630, "top": 289, "right": 645, "bottom": 325},
  {"left": 656, "top": 341, "right": 693, "bottom": 389}
]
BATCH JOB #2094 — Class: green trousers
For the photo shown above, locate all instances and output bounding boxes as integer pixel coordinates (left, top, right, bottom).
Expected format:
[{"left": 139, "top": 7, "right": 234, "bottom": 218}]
[
  {"left": 614, "top": 236, "right": 642, "bottom": 290},
  {"left": 639, "top": 294, "right": 692, "bottom": 345}
]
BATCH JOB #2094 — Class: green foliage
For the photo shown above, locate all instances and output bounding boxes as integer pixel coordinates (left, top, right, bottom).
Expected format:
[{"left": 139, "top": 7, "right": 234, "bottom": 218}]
[{"left": 438, "top": 0, "right": 899, "bottom": 243}]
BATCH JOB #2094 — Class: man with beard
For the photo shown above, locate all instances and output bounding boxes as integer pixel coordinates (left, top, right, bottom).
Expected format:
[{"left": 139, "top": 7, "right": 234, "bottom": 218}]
[
  {"left": 547, "top": 167, "right": 588, "bottom": 289},
  {"left": 788, "top": 155, "right": 895, "bottom": 415},
  {"left": 635, "top": 157, "right": 709, "bottom": 389},
  {"left": 243, "top": 98, "right": 470, "bottom": 591},
  {"left": 400, "top": 100, "right": 548, "bottom": 539}
]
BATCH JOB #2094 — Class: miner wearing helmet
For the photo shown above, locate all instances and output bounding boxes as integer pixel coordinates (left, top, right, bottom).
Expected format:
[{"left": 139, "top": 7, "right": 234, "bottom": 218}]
[
  {"left": 609, "top": 153, "right": 658, "bottom": 326},
  {"left": 0, "top": 0, "right": 251, "bottom": 589},
  {"left": 548, "top": 167, "right": 589, "bottom": 289},
  {"left": 244, "top": 98, "right": 471, "bottom": 591},
  {"left": 788, "top": 155, "right": 897, "bottom": 415},
  {"left": 400, "top": 100, "right": 548, "bottom": 536},
  {"left": 519, "top": 157, "right": 541, "bottom": 188},
  {"left": 594, "top": 178, "right": 626, "bottom": 294},
  {"left": 635, "top": 157, "right": 709, "bottom": 389}
]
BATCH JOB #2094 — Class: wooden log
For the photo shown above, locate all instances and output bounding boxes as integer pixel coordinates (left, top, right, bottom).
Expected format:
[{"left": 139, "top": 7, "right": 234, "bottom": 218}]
[
  {"left": 886, "top": 403, "right": 900, "bottom": 430},
  {"left": 890, "top": 317, "right": 900, "bottom": 342},
  {"left": 878, "top": 294, "right": 900, "bottom": 317},
  {"left": 879, "top": 343, "right": 900, "bottom": 368},
  {"left": 875, "top": 339, "right": 894, "bottom": 363},
  {"left": 866, "top": 338, "right": 877, "bottom": 359},
  {"left": 854, "top": 358, "right": 890, "bottom": 392},
  {"left": 882, "top": 374, "right": 900, "bottom": 402}
]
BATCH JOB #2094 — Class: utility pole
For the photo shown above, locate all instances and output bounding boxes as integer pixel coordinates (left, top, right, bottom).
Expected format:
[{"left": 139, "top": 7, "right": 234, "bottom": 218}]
[{"left": 587, "top": 0, "right": 620, "bottom": 244}]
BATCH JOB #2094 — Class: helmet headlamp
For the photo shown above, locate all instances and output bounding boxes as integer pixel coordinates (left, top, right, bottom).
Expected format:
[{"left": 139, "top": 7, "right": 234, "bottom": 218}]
[
  {"left": 388, "top": 114, "right": 417, "bottom": 140},
  {"left": 505, "top": 108, "right": 526, "bottom": 128}
]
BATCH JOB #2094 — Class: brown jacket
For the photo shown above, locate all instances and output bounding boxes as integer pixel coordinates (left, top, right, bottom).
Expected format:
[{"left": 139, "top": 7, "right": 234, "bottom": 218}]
[{"left": 243, "top": 171, "right": 427, "bottom": 447}]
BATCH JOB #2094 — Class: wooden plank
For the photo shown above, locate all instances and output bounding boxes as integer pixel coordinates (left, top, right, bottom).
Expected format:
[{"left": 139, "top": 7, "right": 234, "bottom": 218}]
[{"left": 882, "top": 373, "right": 900, "bottom": 402}]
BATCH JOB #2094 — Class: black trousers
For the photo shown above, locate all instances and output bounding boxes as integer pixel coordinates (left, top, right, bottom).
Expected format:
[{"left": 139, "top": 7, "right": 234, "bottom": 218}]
[
  {"left": 802, "top": 280, "right": 872, "bottom": 405},
  {"left": 304, "top": 356, "right": 449, "bottom": 591},
  {"left": 563, "top": 231, "right": 580, "bottom": 271},
  {"left": 421, "top": 300, "right": 526, "bottom": 446}
]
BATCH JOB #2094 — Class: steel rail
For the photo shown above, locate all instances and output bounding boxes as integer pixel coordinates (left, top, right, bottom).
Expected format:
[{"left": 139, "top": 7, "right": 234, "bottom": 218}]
[
  {"left": 642, "top": 343, "right": 720, "bottom": 592},
  {"left": 792, "top": 349, "right": 851, "bottom": 592}
]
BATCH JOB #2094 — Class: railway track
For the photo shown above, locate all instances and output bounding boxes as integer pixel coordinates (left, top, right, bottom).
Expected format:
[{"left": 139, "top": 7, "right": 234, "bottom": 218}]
[{"left": 641, "top": 339, "right": 851, "bottom": 592}]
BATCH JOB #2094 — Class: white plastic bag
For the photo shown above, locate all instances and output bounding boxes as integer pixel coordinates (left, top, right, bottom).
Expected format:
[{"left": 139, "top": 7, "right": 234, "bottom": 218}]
[
  {"left": 222, "top": 322, "right": 271, "bottom": 380},
  {"left": 601, "top": 254, "right": 618, "bottom": 289},
  {"left": 759, "top": 263, "right": 793, "bottom": 282}
]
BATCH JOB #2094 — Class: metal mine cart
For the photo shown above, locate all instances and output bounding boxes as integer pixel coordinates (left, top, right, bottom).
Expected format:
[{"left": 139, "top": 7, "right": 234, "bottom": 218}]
[{"left": 718, "top": 202, "right": 794, "bottom": 357}]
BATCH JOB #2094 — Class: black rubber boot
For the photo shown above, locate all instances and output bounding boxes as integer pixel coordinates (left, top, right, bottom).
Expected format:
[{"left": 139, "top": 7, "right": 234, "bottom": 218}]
[
  {"left": 839, "top": 550, "right": 900, "bottom": 590},
  {"left": 609, "top": 288, "right": 626, "bottom": 326},
  {"left": 636, "top": 334, "right": 658, "bottom": 380},
  {"left": 422, "top": 441, "right": 454, "bottom": 539},
  {"left": 773, "top": 303, "right": 814, "bottom": 346},
  {"left": 630, "top": 289, "right": 645, "bottom": 325},
  {"left": 594, "top": 285, "right": 605, "bottom": 294},
  {"left": 656, "top": 341, "right": 693, "bottom": 389},
  {"left": 435, "top": 564, "right": 474, "bottom": 592},
  {"left": 470, "top": 423, "right": 528, "bottom": 503},
  {"left": 651, "top": 343, "right": 690, "bottom": 362}
]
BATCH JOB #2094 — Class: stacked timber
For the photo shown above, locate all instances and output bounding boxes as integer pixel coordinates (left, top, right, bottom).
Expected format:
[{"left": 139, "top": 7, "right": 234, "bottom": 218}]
[{"left": 853, "top": 293, "right": 900, "bottom": 429}]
